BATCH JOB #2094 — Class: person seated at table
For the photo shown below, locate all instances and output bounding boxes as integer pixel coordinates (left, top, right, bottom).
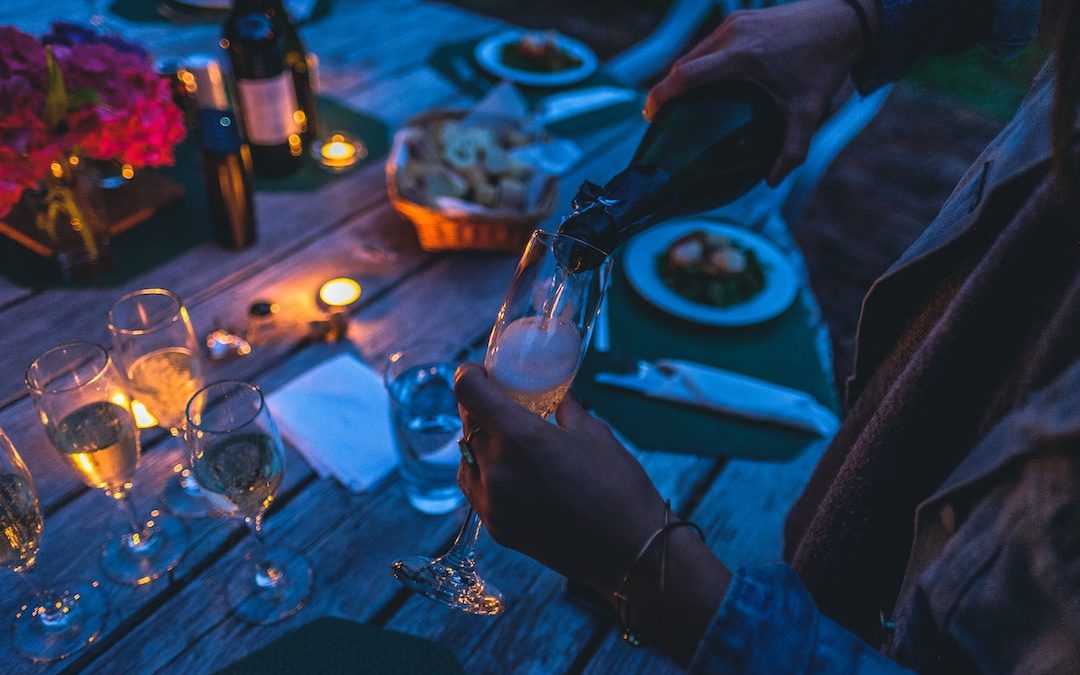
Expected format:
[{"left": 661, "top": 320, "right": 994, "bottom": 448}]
[{"left": 452, "top": 0, "right": 1080, "bottom": 671}]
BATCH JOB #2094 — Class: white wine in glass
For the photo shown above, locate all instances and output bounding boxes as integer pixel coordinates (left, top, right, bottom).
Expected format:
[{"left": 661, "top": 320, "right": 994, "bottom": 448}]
[
  {"left": 0, "top": 427, "right": 108, "bottom": 662},
  {"left": 26, "top": 342, "right": 190, "bottom": 586},
  {"left": 108, "top": 288, "right": 209, "bottom": 518},
  {"left": 392, "top": 229, "right": 612, "bottom": 615},
  {"left": 186, "top": 381, "right": 311, "bottom": 625}
]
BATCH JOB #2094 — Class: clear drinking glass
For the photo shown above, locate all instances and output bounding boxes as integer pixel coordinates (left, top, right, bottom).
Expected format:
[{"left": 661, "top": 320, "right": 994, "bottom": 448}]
[
  {"left": 108, "top": 288, "right": 210, "bottom": 518},
  {"left": 0, "top": 427, "right": 108, "bottom": 662},
  {"left": 391, "top": 229, "right": 612, "bottom": 614},
  {"left": 384, "top": 341, "right": 467, "bottom": 515},
  {"left": 185, "top": 381, "right": 312, "bottom": 624},
  {"left": 26, "top": 342, "right": 190, "bottom": 586}
]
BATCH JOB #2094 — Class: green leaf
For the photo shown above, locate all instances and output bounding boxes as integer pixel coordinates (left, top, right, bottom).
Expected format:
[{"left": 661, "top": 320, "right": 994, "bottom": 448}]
[
  {"left": 43, "top": 46, "right": 69, "bottom": 129},
  {"left": 67, "top": 88, "right": 101, "bottom": 107}
]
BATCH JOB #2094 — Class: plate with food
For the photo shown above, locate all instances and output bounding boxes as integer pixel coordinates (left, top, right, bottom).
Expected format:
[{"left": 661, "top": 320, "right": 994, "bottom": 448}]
[
  {"left": 474, "top": 30, "right": 598, "bottom": 87},
  {"left": 623, "top": 220, "right": 799, "bottom": 326}
]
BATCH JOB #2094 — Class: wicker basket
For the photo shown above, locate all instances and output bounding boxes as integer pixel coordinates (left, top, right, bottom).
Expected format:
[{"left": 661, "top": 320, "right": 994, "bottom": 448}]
[{"left": 386, "top": 109, "right": 559, "bottom": 253}]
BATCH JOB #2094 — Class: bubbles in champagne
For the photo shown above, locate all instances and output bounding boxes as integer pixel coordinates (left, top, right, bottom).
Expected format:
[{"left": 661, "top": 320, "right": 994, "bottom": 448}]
[
  {"left": 127, "top": 348, "right": 201, "bottom": 430},
  {"left": 193, "top": 433, "right": 283, "bottom": 518},
  {"left": 0, "top": 474, "right": 43, "bottom": 572},
  {"left": 48, "top": 402, "right": 139, "bottom": 493},
  {"left": 486, "top": 316, "right": 582, "bottom": 418}
]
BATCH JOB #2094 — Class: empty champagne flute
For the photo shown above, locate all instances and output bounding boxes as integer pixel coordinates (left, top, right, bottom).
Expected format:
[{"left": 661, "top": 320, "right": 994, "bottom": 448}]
[
  {"left": 0, "top": 427, "right": 107, "bottom": 662},
  {"left": 391, "top": 229, "right": 612, "bottom": 614},
  {"left": 108, "top": 288, "right": 210, "bottom": 518},
  {"left": 26, "top": 342, "right": 189, "bottom": 585},
  {"left": 185, "top": 381, "right": 312, "bottom": 624}
]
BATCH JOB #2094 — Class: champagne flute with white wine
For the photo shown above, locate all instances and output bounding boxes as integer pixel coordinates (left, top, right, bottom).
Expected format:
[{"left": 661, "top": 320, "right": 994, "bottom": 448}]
[
  {"left": 186, "top": 380, "right": 311, "bottom": 624},
  {"left": 26, "top": 342, "right": 189, "bottom": 585},
  {"left": 392, "top": 229, "right": 612, "bottom": 614},
  {"left": 108, "top": 288, "right": 210, "bottom": 518},
  {"left": 0, "top": 426, "right": 107, "bottom": 662}
]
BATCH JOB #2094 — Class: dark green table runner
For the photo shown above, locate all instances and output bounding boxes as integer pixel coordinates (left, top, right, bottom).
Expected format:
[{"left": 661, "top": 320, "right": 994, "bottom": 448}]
[
  {"left": 574, "top": 245, "right": 839, "bottom": 462},
  {"left": 216, "top": 617, "right": 465, "bottom": 675},
  {"left": 0, "top": 98, "right": 388, "bottom": 289}
]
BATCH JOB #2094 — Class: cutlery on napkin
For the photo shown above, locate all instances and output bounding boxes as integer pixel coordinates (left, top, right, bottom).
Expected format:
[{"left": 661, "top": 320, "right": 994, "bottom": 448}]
[
  {"left": 595, "top": 358, "right": 840, "bottom": 436},
  {"left": 267, "top": 354, "right": 398, "bottom": 492}
]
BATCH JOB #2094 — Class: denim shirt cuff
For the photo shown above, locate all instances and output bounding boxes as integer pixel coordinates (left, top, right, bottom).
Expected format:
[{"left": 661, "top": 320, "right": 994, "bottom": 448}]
[{"left": 689, "top": 563, "right": 819, "bottom": 674}]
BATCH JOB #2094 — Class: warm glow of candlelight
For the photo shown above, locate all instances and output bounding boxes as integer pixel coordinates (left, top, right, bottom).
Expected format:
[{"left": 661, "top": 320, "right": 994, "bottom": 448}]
[
  {"left": 131, "top": 400, "right": 158, "bottom": 429},
  {"left": 314, "top": 132, "right": 366, "bottom": 172},
  {"left": 319, "top": 277, "right": 362, "bottom": 308}
]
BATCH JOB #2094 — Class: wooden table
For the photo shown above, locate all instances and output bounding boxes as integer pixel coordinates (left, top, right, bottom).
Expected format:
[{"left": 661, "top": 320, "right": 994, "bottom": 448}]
[{"left": 1, "top": 2, "right": 830, "bottom": 672}]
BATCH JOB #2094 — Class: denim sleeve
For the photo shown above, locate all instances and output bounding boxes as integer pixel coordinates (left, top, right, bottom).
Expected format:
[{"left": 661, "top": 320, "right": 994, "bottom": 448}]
[
  {"left": 855, "top": 0, "right": 1040, "bottom": 92},
  {"left": 689, "top": 564, "right": 913, "bottom": 674}
]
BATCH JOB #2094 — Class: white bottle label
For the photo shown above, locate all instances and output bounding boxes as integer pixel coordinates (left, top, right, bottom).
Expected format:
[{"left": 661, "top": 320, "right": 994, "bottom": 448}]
[{"left": 237, "top": 72, "right": 300, "bottom": 145}]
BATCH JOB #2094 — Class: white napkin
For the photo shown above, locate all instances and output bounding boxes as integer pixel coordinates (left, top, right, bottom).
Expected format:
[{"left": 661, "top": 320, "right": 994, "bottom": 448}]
[
  {"left": 267, "top": 354, "right": 397, "bottom": 492},
  {"left": 660, "top": 359, "right": 840, "bottom": 436}
]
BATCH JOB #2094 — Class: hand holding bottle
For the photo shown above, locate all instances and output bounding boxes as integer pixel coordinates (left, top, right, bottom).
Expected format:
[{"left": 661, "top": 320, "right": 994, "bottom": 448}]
[{"left": 645, "top": 0, "right": 880, "bottom": 185}]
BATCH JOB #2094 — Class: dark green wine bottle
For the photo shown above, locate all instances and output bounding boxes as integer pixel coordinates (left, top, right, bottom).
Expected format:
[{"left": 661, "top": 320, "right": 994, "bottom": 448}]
[
  {"left": 269, "top": 0, "right": 318, "bottom": 142},
  {"left": 222, "top": 0, "right": 303, "bottom": 175},
  {"left": 556, "top": 82, "right": 783, "bottom": 271}
]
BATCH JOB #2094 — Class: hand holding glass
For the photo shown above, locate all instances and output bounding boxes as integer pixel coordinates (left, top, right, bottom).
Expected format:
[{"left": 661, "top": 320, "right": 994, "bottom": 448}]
[{"left": 391, "top": 229, "right": 612, "bottom": 614}]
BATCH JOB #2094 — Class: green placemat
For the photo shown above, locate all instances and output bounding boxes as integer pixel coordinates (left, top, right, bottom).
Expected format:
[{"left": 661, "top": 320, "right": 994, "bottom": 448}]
[
  {"left": 216, "top": 617, "right": 465, "bottom": 675},
  {"left": 573, "top": 248, "right": 840, "bottom": 462},
  {"left": 0, "top": 97, "right": 388, "bottom": 289},
  {"left": 109, "top": 0, "right": 335, "bottom": 25},
  {"left": 428, "top": 38, "right": 644, "bottom": 140}
]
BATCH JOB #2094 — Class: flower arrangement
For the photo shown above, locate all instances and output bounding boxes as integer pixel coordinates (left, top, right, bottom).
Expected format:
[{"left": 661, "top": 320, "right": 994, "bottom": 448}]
[{"left": 0, "top": 22, "right": 186, "bottom": 219}]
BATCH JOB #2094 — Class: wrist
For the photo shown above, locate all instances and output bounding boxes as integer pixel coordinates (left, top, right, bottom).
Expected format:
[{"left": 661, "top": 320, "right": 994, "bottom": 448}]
[{"left": 837, "top": 0, "right": 880, "bottom": 63}]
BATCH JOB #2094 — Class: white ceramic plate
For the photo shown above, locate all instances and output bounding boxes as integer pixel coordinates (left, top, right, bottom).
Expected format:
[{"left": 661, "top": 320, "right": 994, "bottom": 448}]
[
  {"left": 624, "top": 220, "right": 799, "bottom": 327},
  {"left": 474, "top": 30, "right": 598, "bottom": 88}
]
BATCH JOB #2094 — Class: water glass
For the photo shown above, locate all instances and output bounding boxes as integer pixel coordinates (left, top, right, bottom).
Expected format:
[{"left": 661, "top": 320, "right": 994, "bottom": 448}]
[{"left": 385, "top": 342, "right": 467, "bottom": 515}]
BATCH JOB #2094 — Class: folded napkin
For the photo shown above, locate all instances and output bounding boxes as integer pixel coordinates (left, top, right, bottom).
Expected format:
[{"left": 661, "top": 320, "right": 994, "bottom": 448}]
[
  {"left": 267, "top": 354, "right": 396, "bottom": 492},
  {"left": 596, "top": 359, "right": 840, "bottom": 437}
]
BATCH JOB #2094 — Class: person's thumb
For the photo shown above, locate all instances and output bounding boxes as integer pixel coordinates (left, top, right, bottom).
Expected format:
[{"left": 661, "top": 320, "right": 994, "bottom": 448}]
[
  {"left": 554, "top": 394, "right": 593, "bottom": 430},
  {"left": 454, "top": 363, "right": 530, "bottom": 432}
]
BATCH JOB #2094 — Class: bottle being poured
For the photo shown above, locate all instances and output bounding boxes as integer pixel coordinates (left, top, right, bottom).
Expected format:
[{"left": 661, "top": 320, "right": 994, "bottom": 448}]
[{"left": 556, "top": 81, "right": 784, "bottom": 271}]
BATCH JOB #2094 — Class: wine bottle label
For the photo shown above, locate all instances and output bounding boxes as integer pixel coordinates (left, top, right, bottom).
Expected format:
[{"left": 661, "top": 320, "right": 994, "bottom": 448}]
[{"left": 236, "top": 72, "right": 300, "bottom": 145}]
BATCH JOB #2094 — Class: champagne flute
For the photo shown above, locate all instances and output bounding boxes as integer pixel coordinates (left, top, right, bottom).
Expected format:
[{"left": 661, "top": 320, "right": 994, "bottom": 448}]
[
  {"left": 108, "top": 288, "right": 210, "bottom": 518},
  {"left": 0, "top": 427, "right": 108, "bottom": 662},
  {"left": 26, "top": 342, "right": 190, "bottom": 585},
  {"left": 185, "top": 381, "right": 312, "bottom": 624},
  {"left": 391, "top": 229, "right": 612, "bottom": 614}
]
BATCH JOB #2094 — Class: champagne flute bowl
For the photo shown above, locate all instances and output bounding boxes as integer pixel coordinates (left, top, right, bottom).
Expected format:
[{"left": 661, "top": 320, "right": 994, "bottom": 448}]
[{"left": 26, "top": 342, "right": 189, "bottom": 586}]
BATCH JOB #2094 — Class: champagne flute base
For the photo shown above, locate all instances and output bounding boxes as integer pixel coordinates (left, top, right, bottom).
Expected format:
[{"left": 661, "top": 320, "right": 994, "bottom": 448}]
[
  {"left": 228, "top": 547, "right": 312, "bottom": 625},
  {"left": 101, "top": 513, "right": 189, "bottom": 585},
  {"left": 391, "top": 555, "right": 505, "bottom": 616},
  {"left": 14, "top": 581, "right": 108, "bottom": 662},
  {"left": 161, "top": 471, "right": 211, "bottom": 519}
]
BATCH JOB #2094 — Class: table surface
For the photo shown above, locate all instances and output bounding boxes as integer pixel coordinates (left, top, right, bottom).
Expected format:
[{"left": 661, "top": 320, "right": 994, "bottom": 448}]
[{"left": 1, "top": 2, "right": 830, "bottom": 673}]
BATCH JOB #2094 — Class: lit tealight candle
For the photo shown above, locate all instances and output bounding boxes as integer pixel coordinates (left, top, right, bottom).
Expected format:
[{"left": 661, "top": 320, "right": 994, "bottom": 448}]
[
  {"left": 314, "top": 132, "right": 366, "bottom": 173},
  {"left": 319, "top": 277, "right": 362, "bottom": 309}
]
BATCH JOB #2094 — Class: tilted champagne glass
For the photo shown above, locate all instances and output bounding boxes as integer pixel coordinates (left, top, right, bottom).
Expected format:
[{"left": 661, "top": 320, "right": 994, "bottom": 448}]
[
  {"left": 26, "top": 342, "right": 189, "bottom": 586},
  {"left": 0, "top": 427, "right": 107, "bottom": 662},
  {"left": 108, "top": 288, "right": 209, "bottom": 518},
  {"left": 185, "top": 381, "right": 312, "bottom": 624},
  {"left": 391, "top": 229, "right": 612, "bottom": 614}
]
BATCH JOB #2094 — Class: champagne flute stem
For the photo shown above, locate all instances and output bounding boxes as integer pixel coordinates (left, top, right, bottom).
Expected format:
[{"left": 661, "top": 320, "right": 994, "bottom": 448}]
[
  {"left": 17, "top": 569, "right": 67, "bottom": 624},
  {"left": 439, "top": 508, "right": 483, "bottom": 571},
  {"left": 245, "top": 514, "right": 282, "bottom": 590},
  {"left": 114, "top": 491, "right": 147, "bottom": 546}
]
